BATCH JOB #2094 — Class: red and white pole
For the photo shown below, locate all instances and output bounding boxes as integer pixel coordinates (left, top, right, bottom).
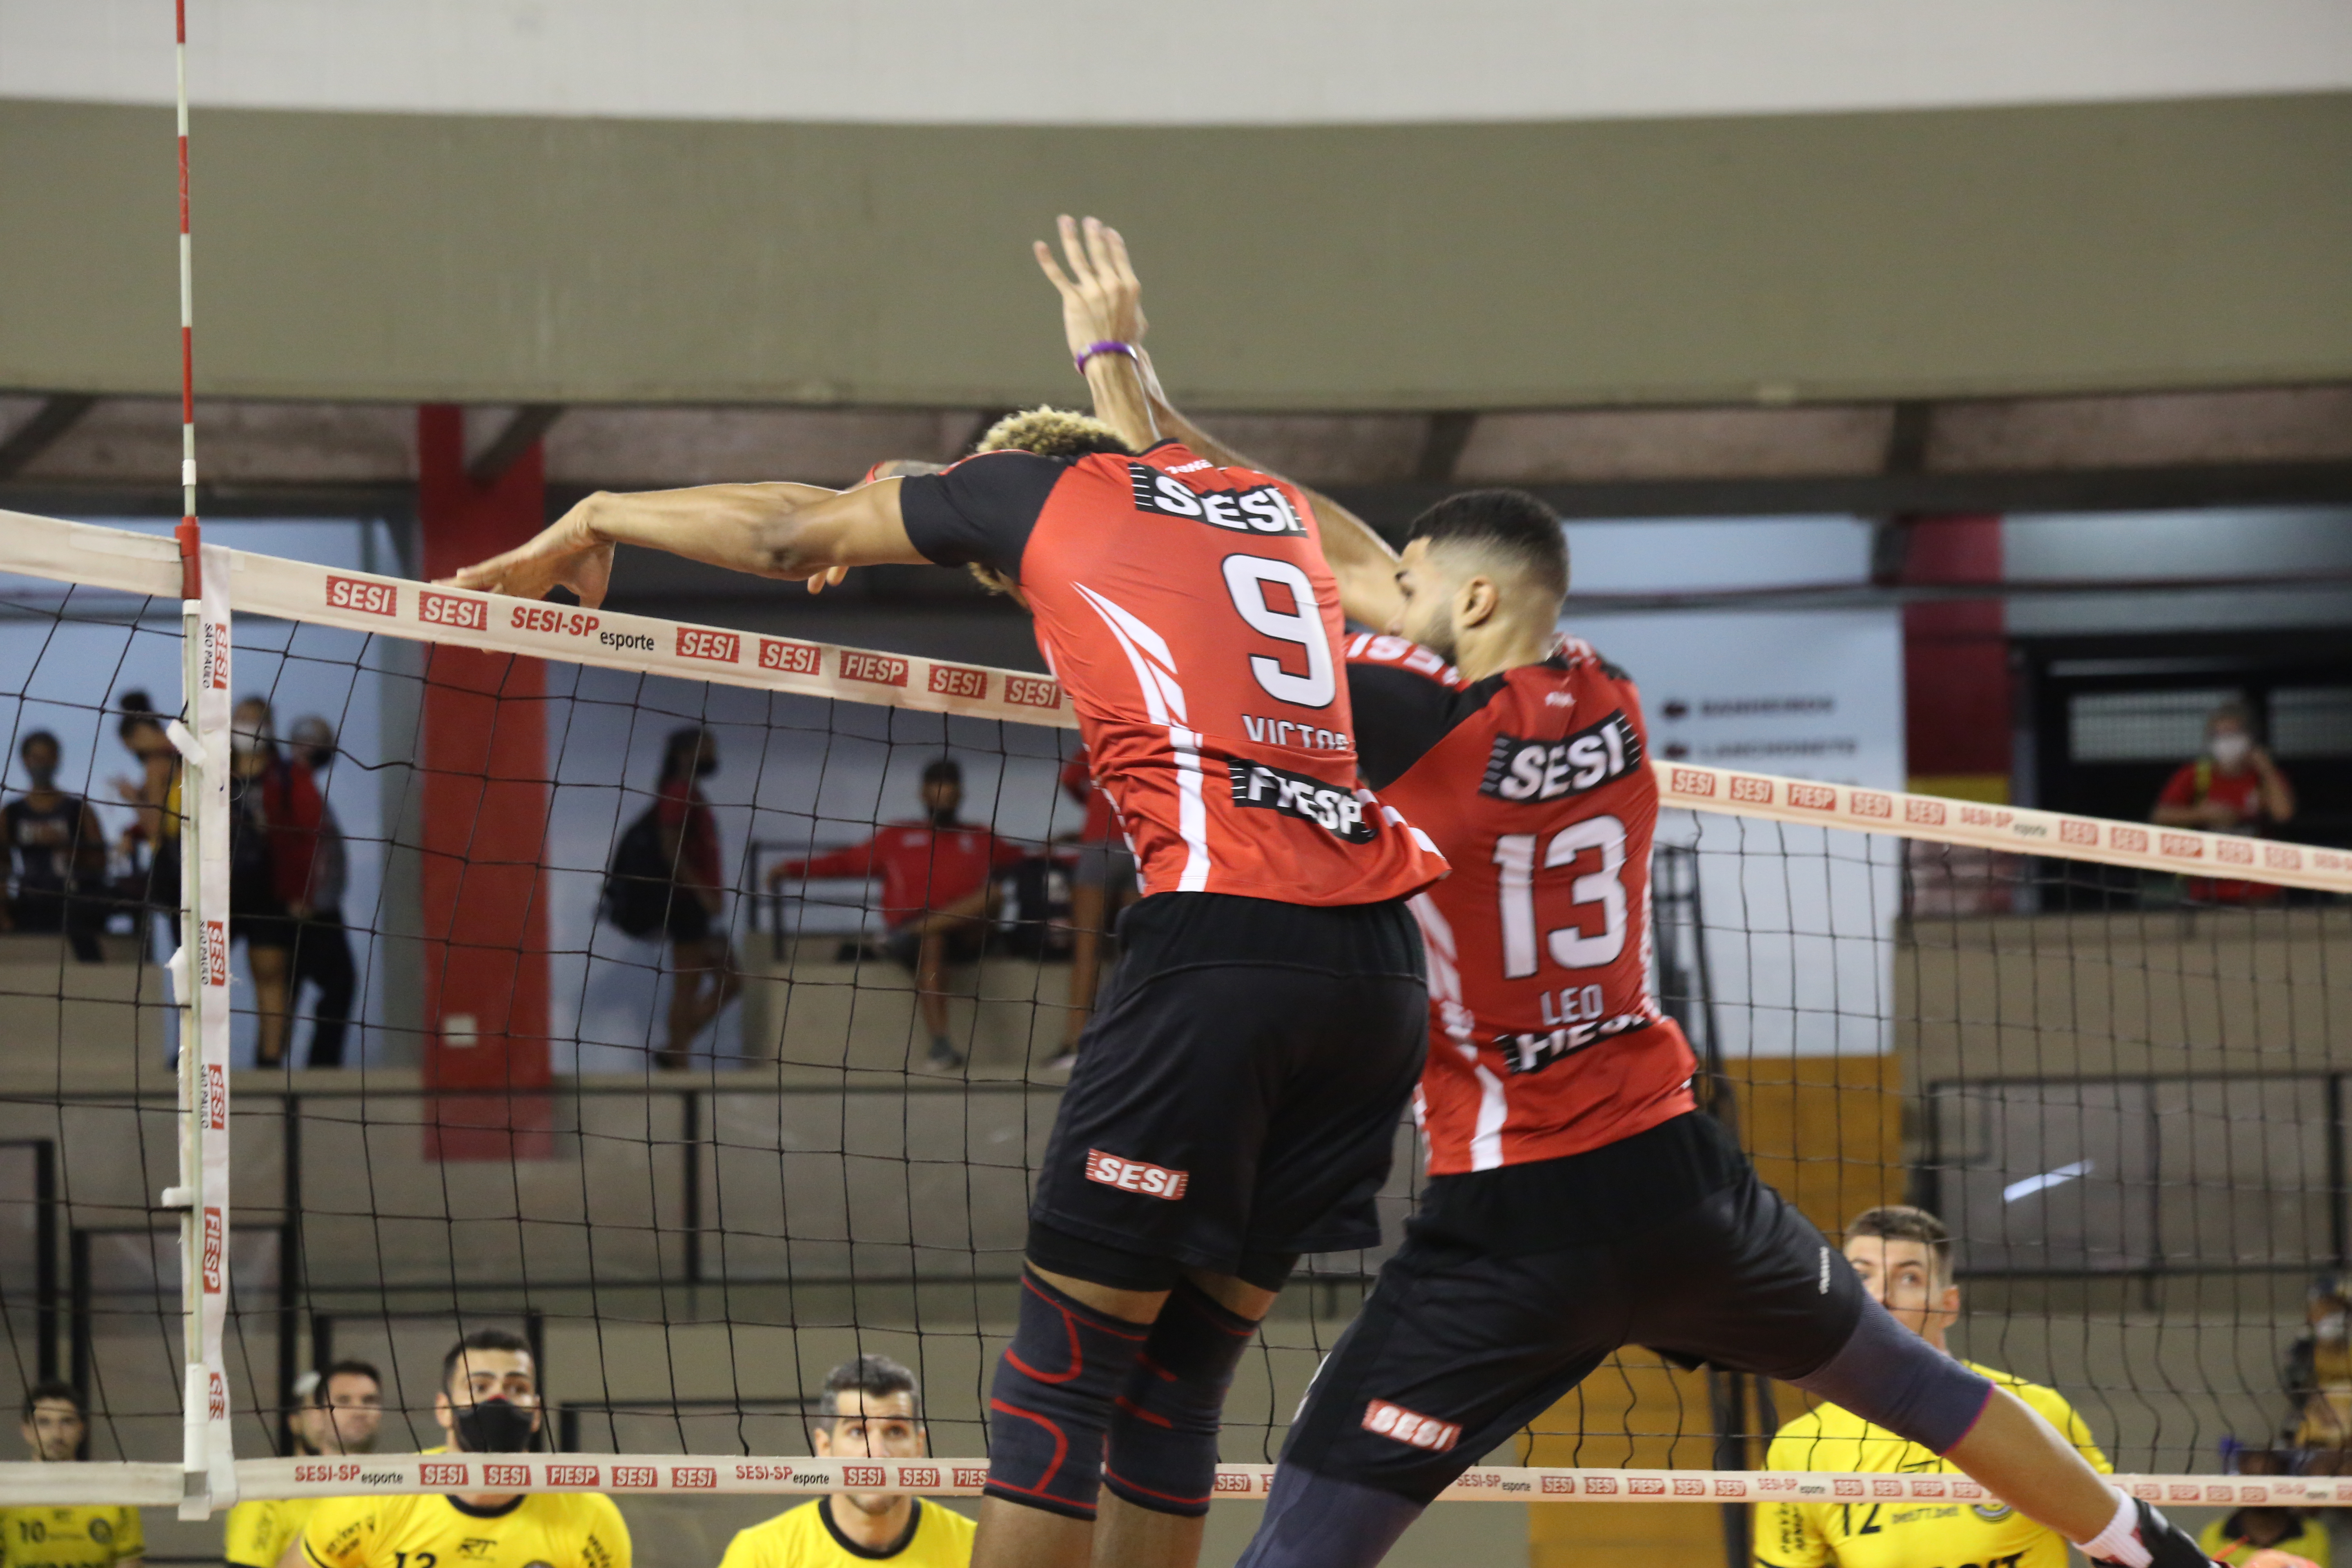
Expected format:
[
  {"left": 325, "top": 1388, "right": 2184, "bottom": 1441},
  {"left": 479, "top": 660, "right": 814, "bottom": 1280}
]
[{"left": 174, "top": 0, "right": 199, "bottom": 594}]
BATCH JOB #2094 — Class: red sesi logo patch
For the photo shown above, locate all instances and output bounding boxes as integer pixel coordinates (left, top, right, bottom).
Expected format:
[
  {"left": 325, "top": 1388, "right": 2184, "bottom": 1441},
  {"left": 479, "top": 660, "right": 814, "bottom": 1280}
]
[
  {"left": 419, "top": 590, "right": 488, "bottom": 631},
  {"left": 483, "top": 1464, "right": 529, "bottom": 1489},
  {"left": 1084, "top": 1149, "right": 1189, "bottom": 1200},
  {"left": 843, "top": 1466, "right": 884, "bottom": 1488},
  {"left": 676, "top": 628, "right": 740, "bottom": 664},
  {"left": 1541, "top": 1476, "right": 1574, "bottom": 1494},
  {"left": 671, "top": 1466, "right": 717, "bottom": 1489},
  {"left": 609, "top": 1466, "right": 657, "bottom": 1488},
  {"left": 420, "top": 1461, "right": 466, "bottom": 1487},
  {"left": 899, "top": 1467, "right": 939, "bottom": 1490},
  {"left": 1669, "top": 766, "right": 1716, "bottom": 797},
  {"left": 1005, "top": 675, "right": 1061, "bottom": 710},
  {"left": 759, "top": 638, "right": 821, "bottom": 675},
  {"left": 1213, "top": 1472, "right": 1254, "bottom": 1494},
  {"left": 1361, "top": 1400, "right": 1460, "bottom": 1452},
  {"left": 207, "top": 1370, "right": 225, "bottom": 1419},
  {"left": 203, "top": 920, "right": 229, "bottom": 987},
  {"left": 841, "top": 650, "right": 909, "bottom": 687},
  {"left": 928, "top": 664, "right": 989, "bottom": 700},
  {"left": 1729, "top": 775, "right": 1773, "bottom": 804},
  {"left": 325, "top": 575, "right": 397, "bottom": 617},
  {"left": 206, "top": 1063, "right": 226, "bottom": 1131}
]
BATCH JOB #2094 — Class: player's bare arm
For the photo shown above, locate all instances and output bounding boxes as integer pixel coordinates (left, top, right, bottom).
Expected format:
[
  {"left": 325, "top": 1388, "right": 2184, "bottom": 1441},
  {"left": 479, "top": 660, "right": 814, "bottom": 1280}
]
[
  {"left": 1034, "top": 214, "right": 1407, "bottom": 631},
  {"left": 440, "top": 481, "right": 912, "bottom": 604}
]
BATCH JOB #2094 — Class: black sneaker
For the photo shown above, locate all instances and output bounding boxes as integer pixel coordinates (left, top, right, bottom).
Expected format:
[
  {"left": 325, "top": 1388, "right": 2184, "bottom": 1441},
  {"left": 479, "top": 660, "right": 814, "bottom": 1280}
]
[{"left": 927, "top": 1036, "right": 965, "bottom": 1071}]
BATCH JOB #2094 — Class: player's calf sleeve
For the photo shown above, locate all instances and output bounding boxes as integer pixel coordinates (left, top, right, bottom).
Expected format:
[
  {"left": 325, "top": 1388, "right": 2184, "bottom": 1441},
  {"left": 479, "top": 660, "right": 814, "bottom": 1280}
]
[
  {"left": 1789, "top": 1296, "right": 1995, "bottom": 1454},
  {"left": 1232, "top": 1463, "right": 1425, "bottom": 1568},
  {"left": 983, "top": 1270, "right": 1152, "bottom": 1520},
  {"left": 1103, "top": 1279, "right": 1258, "bottom": 1516}
]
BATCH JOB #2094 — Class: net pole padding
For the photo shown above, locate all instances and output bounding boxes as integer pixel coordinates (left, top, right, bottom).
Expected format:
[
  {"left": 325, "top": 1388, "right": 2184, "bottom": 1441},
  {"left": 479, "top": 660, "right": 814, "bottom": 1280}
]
[
  {"left": 200, "top": 1456, "right": 2352, "bottom": 1508},
  {"left": 4, "top": 509, "right": 2350, "bottom": 896}
]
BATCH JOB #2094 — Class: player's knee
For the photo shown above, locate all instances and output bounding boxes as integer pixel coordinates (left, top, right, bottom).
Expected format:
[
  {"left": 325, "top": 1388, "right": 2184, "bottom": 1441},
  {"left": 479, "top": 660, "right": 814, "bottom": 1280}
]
[
  {"left": 983, "top": 1270, "right": 1152, "bottom": 1520},
  {"left": 1792, "top": 1297, "right": 1994, "bottom": 1455},
  {"left": 1104, "top": 1279, "right": 1261, "bottom": 1516}
]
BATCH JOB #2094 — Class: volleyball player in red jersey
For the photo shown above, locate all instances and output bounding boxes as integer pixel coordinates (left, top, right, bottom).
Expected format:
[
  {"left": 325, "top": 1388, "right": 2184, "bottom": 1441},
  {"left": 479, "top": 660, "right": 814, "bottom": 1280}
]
[
  {"left": 445, "top": 235, "right": 1447, "bottom": 1568},
  {"left": 1042, "top": 219, "right": 2241, "bottom": 1568}
]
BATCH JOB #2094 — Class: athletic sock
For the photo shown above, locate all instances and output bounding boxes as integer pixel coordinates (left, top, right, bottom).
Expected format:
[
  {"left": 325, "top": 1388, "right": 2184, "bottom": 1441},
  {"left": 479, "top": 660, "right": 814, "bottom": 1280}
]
[{"left": 2074, "top": 1489, "right": 2155, "bottom": 1568}]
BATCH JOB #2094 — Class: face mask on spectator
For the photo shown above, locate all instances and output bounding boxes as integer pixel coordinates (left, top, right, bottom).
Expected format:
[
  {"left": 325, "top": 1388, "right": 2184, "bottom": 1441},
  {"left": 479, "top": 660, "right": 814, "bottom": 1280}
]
[
  {"left": 2210, "top": 733, "right": 2252, "bottom": 767},
  {"left": 2321, "top": 1310, "right": 2348, "bottom": 1344}
]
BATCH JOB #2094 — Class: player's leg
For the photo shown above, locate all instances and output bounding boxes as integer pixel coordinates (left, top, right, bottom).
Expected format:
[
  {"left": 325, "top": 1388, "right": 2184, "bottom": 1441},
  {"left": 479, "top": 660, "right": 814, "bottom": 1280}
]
[
  {"left": 246, "top": 931, "right": 292, "bottom": 1066},
  {"left": 1648, "top": 1156, "right": 2214, "bottom": 1568}
]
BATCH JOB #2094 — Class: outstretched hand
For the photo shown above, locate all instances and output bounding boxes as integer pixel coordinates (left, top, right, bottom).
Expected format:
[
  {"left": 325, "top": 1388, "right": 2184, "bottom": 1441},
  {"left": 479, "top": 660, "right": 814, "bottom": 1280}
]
[
  {"left": 1033, "top": 215, "right": 1147, "bottom": 363},
  {"left": 441, "top": 499, "right": 615, "bottom": 607}
]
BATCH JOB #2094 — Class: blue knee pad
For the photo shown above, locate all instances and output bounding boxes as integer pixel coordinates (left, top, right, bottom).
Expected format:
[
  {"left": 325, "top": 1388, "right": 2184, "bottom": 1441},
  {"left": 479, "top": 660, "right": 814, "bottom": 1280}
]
[
  {"left": 1793, "top": 1296, "right": 1995, "bottom": 1454},
  {"left": 1104, "top": 1280, "right": 1259, "bottom": 1516},
  {"left": 985, "top": 1272, "right": 1152, "bottom": 1519}
]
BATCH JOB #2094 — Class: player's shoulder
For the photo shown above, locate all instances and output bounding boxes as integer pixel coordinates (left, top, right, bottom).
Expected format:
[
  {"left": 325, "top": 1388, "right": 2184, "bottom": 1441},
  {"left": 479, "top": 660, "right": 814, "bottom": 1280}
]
[
  {"left": 1343, "top": 633, "right": 1466, "bottom": 689},
  {"left": 1555, "top": 636, "right": 1637, "bottom": 687},
  {"left": 916, "top": 1499, "right": 978, "bottom": 1545},
  {"left": 722, "top": 1501, "right": 824, "bottom": 1564}
]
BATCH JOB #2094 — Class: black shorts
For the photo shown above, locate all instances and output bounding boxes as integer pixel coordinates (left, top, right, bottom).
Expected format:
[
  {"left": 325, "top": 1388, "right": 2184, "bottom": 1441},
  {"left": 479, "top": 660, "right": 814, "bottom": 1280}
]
[
  {"left": 884, "top": 922, "right": 986, "bottom": 969},
  {"left": 1281, "top": 1112, "right": 1866, "bottom": 1503},
  {"left": 1028, "top": 891, "right": 1427, "bottom": 1285},
  {"left": 664, "top": 893, "right": 713, "bottom": 945}
]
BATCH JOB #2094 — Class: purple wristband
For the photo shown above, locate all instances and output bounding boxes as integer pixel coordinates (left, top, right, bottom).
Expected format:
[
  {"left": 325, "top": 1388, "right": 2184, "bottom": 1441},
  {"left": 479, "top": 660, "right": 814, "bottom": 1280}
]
[{"left": 1075, "top": 340, "right": 1138, "bottom": 374}]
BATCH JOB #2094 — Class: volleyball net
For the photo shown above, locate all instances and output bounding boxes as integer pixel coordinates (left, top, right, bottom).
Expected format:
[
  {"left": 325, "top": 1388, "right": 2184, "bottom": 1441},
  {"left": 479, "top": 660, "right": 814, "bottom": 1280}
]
[{"left": 1, "top": 510, "right": 2349, "bottom": 1514}]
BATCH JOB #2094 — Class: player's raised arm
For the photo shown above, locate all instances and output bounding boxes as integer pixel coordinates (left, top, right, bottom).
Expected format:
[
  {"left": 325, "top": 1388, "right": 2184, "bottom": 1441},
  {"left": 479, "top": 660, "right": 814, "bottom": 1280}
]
[
  {"left": 439, "top": 480, "right": 918, "bottom": 605},
  {"left": 1034, "top": 214, "right": 1407, "bottom": 632}
]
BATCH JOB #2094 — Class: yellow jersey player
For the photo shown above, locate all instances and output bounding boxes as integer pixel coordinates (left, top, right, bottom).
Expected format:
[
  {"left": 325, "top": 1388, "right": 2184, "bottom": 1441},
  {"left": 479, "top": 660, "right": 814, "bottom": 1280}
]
[
  {"left": 1757, "top": 1207, "right": 2116, "bottom": 1568},
  {"left": 225, "top": 1362, "right": 385, "bottom": 1568},
  {"left": 720, "top": 1357, "right": 974, "bottom": 1568},
  {"left": 287, "top": 1330, "right": 626, "bottom": 1568},
  {"left": 2, "top": 1383, "right": 142, "bottom": 1568}
]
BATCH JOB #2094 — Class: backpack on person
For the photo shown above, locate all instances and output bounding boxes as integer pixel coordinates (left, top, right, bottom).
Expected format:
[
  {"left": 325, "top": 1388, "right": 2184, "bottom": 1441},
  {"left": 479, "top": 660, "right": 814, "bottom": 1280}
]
[{"left": 600, "top": 804, "right": 674, "bottom": 938}]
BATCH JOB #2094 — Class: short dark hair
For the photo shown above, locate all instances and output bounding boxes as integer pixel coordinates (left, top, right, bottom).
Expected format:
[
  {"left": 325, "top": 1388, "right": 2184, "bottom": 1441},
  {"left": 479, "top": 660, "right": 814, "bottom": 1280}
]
[
  {"left": 921, "top": 758, "right": 962, "bottom": 787},
  {"left": 1847, "top": 1205, "right": 1954, "bottom": 1281},
  {"left": 315, "top": 1360, "right": 383, "bottom": 1403},
  {"left": 114, "top": 691, "right": 160, "bottom": 742},
  {"left": 441, "top": 1328, "right": 533, "bottom": 1394},
  {"left": 822, "top": 1354, "right": 920, "bottom": 1422},
  {"left": 22, "top": 1381, "right": 80, "bottom": 1423},
  {"left": 1405, "top": 489, "right": 1569, "bottom": 606},
  {"left": 662, "top": 726, "right": 711, "bottom": 780},
  {"left": 18, "top": 730, "right": 59, "bottom": 761}
]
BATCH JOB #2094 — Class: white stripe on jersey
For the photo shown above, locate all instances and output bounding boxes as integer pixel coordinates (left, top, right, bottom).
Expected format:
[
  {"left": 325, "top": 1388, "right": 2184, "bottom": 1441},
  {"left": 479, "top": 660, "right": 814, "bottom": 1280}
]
[
  {"left": 1073, "top": 583, "right": 1211, "bottom": 893},
  {"left": 1409, "top": 891, "right": 1508, "bottom": 1172}
]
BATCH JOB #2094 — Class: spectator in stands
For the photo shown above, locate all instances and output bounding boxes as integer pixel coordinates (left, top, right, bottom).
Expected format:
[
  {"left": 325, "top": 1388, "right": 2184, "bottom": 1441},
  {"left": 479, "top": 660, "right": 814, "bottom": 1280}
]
[
  {"left": 1757, "top": 1205, "right": 2112, "bottom": 1568},
  {"left": 109, "top": 693, "right": 180, "bottom": 941},
  {"left": 284, "top": 717, "right": 359, "bottom": 1067},
  {"left": 2288, "top": 1277, "right": 2352, "bottom": 1450},
  {"left": 718, "top": 1354, "right": 974, "bottom": 1568},
  {"left": 14, "top": 1381, "right": 143, "bottom": 1568},
  {"left": 225, "top": 1361, "right": 385, "bottom": 1568},
  {"left": 2201, "top": 1448, "right": 2330, "bottom": 1565},
  {"left": 768, "top": 758, "right": 1024, "bottom": 1072},
  {"left": 2, "top": 731, "right": 109, "bottom": 962},
  {"left": 289, "top": 1330, "right": 628, "bottom": 1568},
  {"left": 2154, "top": 701, "right": 2297, "bottom": 902},
  {"left": 229, "top": 698, "right": 323, "bottom": 1069},
  {"left": 1047, "top": 744, "right": 1134, "bottom": 1073},
  {"left": 644, "top": 727, "right": 742, "bottom": 1069}
]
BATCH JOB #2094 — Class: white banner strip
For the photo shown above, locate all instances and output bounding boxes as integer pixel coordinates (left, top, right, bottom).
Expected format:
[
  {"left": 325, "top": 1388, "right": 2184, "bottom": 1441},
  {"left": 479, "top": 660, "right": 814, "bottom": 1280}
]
[
  {"left": 194, "top": 1456, "right": 2352, "bottom": 1508},
  {"left": 4, "top": 511, "right": 2341, "bottom": 892},
  {"left": 189, "top": 543, "right": 236, "bottom": 1514}
]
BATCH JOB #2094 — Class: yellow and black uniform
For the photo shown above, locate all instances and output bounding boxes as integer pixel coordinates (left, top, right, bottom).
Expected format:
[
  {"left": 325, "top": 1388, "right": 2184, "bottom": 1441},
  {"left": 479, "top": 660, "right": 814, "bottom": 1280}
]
[
  {"left": 0, "top": 1506, "right": 143, "bottom": 1568},
  {"left": 719, "top": 1499, "right": 974, "bottom": 1568},
  {"left": 299, "top": 1491, "right": 627, "bottom": 1568},
  {"left": 1755, "top": 1362, "right": 2108, "bottom": 1568},
  {"left": 225, "top": 1499, "right": 315, "bottom": 1568},
  {"left": 2198, "top": 1512, "right": 2331, "bottom": 1566}
]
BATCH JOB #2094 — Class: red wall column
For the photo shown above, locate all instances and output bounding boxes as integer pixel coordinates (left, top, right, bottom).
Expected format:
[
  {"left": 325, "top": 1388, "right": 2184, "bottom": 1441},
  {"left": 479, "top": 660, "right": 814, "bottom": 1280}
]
[
  {"left": 1901, "top": 514, "right": 2011, "bottom": 801},
  {"left": 416, "top": 405, "right": 552, "bottom": 1159}
]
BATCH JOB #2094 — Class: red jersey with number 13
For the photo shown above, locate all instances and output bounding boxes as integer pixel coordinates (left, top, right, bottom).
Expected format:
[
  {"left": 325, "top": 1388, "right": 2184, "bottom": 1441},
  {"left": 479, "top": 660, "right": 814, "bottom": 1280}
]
[
  {"left": 899, "top": 441, "right": 1446, "bottom": 906},
  {"left": 1345, "top": 634, "right": 1696, "bottom": 1174}
]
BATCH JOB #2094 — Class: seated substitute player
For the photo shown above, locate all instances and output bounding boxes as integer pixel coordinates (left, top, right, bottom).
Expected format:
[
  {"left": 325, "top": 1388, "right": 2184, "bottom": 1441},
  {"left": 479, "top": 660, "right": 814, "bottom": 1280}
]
[
  {"left": 1045, "top": 214, "right": 2252, "bottom": 1568},
  {"left": 6, "top": 1382, "right": 143, "bottom": 1568},
  {"left": 287, "top": 1330, "right": 626, "bottom": 1568},
  {"left": 718, "top": 1356, "right": 974, "bottom": 1568},
  {"left": 767, "top": 756, "right": 1023, "bottom": 1071},
  {"left": 443, "top": 229, "right": 1447, "bottom": 1568},
  {"left": 1758, "top": 1206, "right": 2118, "bottom": 1568},
  {"left": 225, "top": 1361, "right": 385, "bottom": 1568}
]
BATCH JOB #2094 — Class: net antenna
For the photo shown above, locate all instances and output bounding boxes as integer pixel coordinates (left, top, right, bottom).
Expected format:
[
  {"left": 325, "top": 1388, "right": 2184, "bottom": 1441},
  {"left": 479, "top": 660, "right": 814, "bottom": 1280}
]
[{"left": 159, "top": 0, "right": 240, "bottom": 1521}]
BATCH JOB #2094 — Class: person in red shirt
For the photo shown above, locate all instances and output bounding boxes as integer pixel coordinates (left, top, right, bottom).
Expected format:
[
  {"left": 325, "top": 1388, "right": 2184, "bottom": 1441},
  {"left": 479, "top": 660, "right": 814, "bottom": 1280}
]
[
  {"left": 652, "top": 726, "right": 743, "bottom": 1069},
  {"left": 1048, "top": 226, "right": 2230, "bottom": 1568},
  {"left": 445, "top": 220, "right": 1444, "bottom": 1568},
  {"left": 767, "top": 757, "right": 1024, "bottom": 1071},
  {"left": 1050, "top": 744, "right": 1135, "bottom": 1071},
  {"left": 227, "top": 697, "right": 325, "bottom": 1069},
  {"left": 2154, "top": 702, "right": 2297, "bottom": 903}
]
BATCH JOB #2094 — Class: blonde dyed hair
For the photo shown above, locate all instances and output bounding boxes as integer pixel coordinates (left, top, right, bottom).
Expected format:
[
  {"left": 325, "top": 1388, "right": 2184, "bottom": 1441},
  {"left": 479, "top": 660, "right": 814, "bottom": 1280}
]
[{"left": 961, "top": 408, "right": 1137, "bottom": 592}]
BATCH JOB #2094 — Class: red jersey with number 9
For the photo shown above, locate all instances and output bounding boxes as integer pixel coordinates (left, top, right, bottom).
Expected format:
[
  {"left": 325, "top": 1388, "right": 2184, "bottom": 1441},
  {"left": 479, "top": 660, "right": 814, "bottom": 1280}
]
[
  {"left": 898, "top": 441, "right": 1447, "bottom": 906},
  {"left": 1345, "top": 634, "right": 1697, "bottom": 1174}
]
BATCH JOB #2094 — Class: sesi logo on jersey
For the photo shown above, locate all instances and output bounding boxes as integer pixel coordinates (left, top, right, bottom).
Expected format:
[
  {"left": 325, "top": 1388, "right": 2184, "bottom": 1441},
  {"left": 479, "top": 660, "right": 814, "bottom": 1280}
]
[
  {"left": 1479, "top": 712, "right": 1643, "bottom": 802},
  {"left": 1129, "top": 465, "right": 1307, "bottom": 536},
  {"left": 1229, "top": 760, "right": 1374, "bottom": 842}
]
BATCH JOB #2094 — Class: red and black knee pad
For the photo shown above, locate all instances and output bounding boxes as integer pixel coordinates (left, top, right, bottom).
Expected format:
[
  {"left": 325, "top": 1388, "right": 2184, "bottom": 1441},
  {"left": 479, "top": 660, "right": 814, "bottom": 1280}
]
[
  {"left": 984, "top": 1272, "right": 1152, "bottom": 1520},
  {"left": 1103, "top": 1280, "right": 1261, "bottom": 1517}
]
